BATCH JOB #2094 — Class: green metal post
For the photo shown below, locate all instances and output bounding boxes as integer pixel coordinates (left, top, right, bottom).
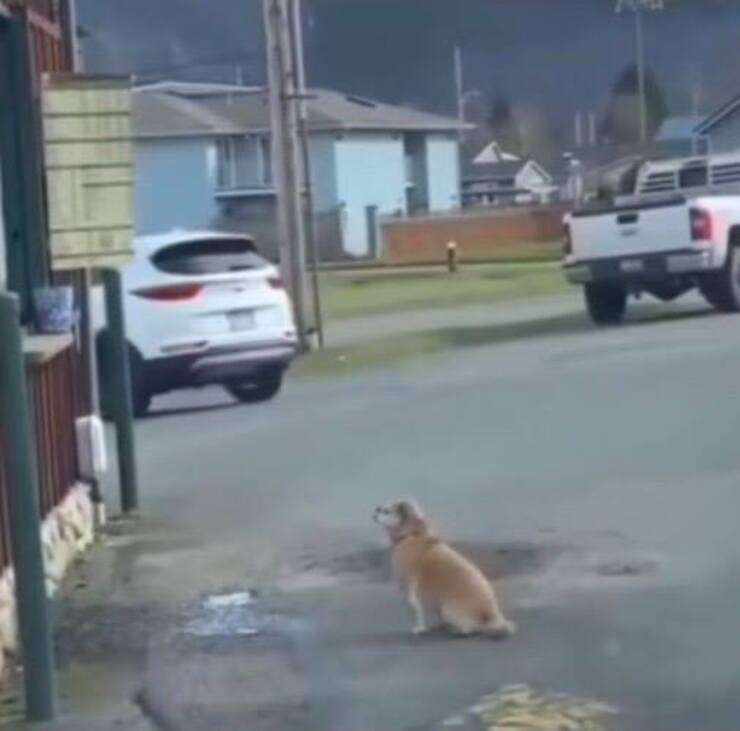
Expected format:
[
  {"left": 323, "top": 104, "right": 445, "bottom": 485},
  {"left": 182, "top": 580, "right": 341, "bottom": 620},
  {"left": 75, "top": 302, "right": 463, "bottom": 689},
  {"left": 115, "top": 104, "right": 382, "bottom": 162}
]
[
  {"left": 0, "top": 14, "right": 50, "bottom": 321},
  {"left": 0, "top": 292, "right": 56, "bottom": 722},
  {"left": 101, "top": 269, "right": 139, "bottom": 513}
]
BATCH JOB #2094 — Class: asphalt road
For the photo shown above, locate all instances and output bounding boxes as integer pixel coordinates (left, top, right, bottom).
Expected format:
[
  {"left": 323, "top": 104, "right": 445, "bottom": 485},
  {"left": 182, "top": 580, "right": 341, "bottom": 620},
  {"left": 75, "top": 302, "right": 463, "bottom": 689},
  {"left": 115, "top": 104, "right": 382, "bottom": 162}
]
[{"left": 62, "top": 296, "right": 740, "bottom": 731}]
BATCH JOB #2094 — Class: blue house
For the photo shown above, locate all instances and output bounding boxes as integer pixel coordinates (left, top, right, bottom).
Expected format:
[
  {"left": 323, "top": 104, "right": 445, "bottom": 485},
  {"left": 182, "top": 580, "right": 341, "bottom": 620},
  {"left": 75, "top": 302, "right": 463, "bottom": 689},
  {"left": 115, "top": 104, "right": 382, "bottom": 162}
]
[{"left": 132, "top": 81, "right": 465, "bottom": 258}]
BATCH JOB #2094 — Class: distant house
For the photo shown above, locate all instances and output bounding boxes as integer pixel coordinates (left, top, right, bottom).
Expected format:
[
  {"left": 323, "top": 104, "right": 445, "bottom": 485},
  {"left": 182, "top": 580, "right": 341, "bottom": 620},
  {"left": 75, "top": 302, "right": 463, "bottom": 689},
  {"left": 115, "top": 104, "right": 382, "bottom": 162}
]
[
  {"left": 462, "top": 159, "right": 555, "bottom": 207},
  {"left": 655, "top": 115, "right": 704, "bottom": 143},
  {"left": 132, "top": 81, "right": 466, "bottom": 258},
  {"left": 471, "top": 140, "right": 520, "bottom": 165},
  {"left": 695, "top": 93, "right": 740, "bottom": 156}
]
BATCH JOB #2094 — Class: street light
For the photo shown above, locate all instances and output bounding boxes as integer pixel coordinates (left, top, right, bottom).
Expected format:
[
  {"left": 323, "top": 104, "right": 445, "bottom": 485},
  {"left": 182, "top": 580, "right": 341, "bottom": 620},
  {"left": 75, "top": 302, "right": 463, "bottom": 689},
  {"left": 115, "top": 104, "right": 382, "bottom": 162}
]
[
  {"left": 453, "top": 46, "right": 481, "bottom": 140},
  {"left": 615, "top": 0, "right": 665, "bottom": 143},
  {"left": 460, "top": 89, "right": 482, "bottom": 119}
]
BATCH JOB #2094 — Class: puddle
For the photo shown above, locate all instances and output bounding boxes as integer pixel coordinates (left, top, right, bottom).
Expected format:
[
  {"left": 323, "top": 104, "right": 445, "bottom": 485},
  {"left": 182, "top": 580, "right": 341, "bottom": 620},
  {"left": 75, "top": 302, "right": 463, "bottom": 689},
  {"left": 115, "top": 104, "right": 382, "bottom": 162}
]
[
  {"left": 178, "top": 590, "right": 306, "bottom": 640},
  {"left": 182, "top": 591, "right": 259, "bottom": 638}
]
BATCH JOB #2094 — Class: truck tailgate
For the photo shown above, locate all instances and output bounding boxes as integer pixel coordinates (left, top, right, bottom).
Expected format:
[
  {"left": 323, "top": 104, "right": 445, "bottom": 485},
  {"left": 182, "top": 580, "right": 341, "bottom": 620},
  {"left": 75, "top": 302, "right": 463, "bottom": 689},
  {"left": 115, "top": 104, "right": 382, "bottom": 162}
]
[{"left": 570, "top": 196, "right": 692, "bottom": 261}]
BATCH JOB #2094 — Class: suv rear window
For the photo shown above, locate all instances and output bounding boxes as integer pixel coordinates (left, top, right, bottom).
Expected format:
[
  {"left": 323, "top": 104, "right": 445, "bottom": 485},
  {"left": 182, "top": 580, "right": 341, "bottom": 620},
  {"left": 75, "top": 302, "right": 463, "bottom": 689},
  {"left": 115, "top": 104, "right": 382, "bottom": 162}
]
[{"left": 152, "top": 238, "right": 268, "bottom": 275}]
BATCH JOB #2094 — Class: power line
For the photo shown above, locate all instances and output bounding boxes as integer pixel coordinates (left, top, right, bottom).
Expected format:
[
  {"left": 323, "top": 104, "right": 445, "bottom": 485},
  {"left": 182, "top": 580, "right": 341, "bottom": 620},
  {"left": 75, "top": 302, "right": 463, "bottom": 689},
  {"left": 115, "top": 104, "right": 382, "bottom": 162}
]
[{"left": 132, "top": 50, "right": 262, "bottom": 78}]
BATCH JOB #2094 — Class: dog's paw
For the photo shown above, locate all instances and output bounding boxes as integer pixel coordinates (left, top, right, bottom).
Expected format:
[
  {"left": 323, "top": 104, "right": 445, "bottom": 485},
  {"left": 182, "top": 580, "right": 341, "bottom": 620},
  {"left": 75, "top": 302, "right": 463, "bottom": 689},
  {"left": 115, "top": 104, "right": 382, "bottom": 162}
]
[
  {"left": 411, "top": 625, "right": 428, "bottom": 636},
  {"left": 485, "top": 619, "right": 516, "bottom": 639}
]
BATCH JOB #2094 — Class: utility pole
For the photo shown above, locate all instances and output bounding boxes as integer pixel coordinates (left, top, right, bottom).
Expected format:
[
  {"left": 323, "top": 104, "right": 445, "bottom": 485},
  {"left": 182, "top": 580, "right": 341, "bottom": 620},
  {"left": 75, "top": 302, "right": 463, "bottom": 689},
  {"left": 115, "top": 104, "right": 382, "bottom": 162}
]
[
  {"left": 289, "top": 0, "right": 324, "bottom": 347},
  {"left": 588, "top": 112, "right": 597, "bottom": 147},
  {"left": 454, "top": 45, "right": 464, "bottom": 146},
  {"left": 574, "top": 111, "right": 583, "bottom": 148},
  {"left": 634, "top": 3, "right": 647, "bottom": 143},
  {"left": 615, "top": 0, "right": 665, "bottom": 144},
  {"left": 263, "top": 0, "right": 309, "bottom": 351}
]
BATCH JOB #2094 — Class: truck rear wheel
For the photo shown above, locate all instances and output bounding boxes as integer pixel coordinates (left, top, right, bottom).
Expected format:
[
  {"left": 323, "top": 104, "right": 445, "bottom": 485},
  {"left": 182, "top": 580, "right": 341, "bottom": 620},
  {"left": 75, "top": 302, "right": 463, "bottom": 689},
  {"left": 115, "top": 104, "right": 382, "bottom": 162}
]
[
  {"left": 584, "top": 282, "right": 627, "bottom": 325},
  {"left": 699, "top": 246, "right": 740, "bottom": 313}
]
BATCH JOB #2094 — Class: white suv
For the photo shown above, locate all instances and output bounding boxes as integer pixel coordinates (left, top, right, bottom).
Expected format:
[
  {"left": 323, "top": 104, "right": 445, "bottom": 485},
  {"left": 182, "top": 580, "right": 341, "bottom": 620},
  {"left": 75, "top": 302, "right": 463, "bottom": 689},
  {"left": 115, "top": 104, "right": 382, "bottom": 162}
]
[{"left": 96, "top": 230, "right": 298, "bottom": 416}]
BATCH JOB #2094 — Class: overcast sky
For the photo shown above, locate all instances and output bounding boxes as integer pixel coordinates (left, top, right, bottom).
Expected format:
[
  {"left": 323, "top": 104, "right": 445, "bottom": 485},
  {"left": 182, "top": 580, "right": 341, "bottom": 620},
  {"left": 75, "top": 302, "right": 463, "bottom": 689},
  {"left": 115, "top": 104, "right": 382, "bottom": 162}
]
[{"left": 78, "top": 0, "right": 740, "bottom": 124}]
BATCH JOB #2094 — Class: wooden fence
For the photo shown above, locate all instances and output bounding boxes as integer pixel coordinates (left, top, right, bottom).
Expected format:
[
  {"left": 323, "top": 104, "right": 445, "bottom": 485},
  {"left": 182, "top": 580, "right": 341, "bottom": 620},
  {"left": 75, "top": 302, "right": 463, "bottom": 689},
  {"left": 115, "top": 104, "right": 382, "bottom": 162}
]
[
  {"left": 0, "top": 340, "right": 84, "bottom": 570},
  {"left": 381, "top": 205, "right": 569, "bottom": 265}
]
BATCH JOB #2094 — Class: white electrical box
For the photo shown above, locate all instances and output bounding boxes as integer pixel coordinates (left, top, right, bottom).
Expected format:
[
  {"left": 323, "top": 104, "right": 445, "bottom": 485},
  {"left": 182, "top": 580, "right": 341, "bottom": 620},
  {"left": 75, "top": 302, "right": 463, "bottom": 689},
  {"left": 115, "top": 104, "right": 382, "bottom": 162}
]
[{"left": 75, "top": 415, "right": 108, "bottom": 478}]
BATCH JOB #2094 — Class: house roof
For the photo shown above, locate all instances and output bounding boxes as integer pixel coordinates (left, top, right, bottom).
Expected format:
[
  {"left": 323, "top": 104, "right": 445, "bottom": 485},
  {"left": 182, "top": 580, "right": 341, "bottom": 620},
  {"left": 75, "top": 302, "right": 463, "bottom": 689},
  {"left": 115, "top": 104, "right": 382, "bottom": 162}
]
[
  {"left": 462, "top": 158, "right": 552, "bottom": 184},
  {"left": 472, "top": 140, "right": 521, "bottom": 164},
  {"left": 134, "top": 81, "right": 262, "bottom": 96},
  {"left": 133, "top": 81, "right": 469, "bottom": 138},
  {"left": 655, "top": 115, "right": 704, "bottom": 142},
  {"left": 462, "top": 159, "right": 527, "bottom": 180},
  {"left": 696, "top": 92, "right": 740, "bottom": 135},
  {"left": 133, "top": 90, "right": 244, "bottom": 137}
]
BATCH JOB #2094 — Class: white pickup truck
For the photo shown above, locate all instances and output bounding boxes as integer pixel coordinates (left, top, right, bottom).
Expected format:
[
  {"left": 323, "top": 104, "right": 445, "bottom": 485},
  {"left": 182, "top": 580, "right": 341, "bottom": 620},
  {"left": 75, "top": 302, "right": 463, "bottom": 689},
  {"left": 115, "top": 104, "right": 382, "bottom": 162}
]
[{"left": 564, "top": 155, "right": 740, "bottom": 324}]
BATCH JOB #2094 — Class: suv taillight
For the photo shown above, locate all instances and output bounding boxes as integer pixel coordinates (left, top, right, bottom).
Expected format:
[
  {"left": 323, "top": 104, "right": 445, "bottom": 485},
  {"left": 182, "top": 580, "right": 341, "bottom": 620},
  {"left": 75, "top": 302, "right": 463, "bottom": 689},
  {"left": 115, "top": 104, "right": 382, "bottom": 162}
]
[
  {"left": 690, "top": 208, "right": 713, "bottom": 242},
  {"left": 268, "top": 275, "right": 285, "bottom": 290},
  {"left": 132, "top": 284, "right": 204, "bottom": 301},
  {"left": 563, "top": 223, "right": 573, "bottom": 256}
]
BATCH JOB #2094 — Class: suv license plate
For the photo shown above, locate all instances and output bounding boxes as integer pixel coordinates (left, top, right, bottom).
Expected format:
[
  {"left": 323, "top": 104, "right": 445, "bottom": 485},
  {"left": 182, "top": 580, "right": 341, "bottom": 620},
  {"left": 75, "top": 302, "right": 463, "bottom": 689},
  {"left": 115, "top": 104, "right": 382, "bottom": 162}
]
[
  {"left": 229, "top": 310, "right": 256, "bottom": 331},
  {"left": 621, "top": 259, "right": 644, "bottom": 273}
]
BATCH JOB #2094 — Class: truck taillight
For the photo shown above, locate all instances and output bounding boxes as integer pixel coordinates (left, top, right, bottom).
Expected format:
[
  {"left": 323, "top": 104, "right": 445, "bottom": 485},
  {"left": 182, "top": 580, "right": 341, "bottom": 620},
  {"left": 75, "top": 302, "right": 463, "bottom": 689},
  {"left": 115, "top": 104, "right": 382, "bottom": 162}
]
[
  {"left": 690, "top": 208, "right": 713, "bottom": 242},
  {"left": 563, "top": 223, "right": 573, "bottom": 256}
]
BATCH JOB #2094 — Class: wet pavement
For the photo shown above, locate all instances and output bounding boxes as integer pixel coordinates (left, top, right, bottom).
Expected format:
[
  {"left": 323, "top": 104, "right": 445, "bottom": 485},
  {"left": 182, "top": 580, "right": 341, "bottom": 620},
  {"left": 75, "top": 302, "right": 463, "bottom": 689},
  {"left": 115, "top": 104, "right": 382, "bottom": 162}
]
[{"left": 31, "top": 298, "right": 740, "bottom": 729}]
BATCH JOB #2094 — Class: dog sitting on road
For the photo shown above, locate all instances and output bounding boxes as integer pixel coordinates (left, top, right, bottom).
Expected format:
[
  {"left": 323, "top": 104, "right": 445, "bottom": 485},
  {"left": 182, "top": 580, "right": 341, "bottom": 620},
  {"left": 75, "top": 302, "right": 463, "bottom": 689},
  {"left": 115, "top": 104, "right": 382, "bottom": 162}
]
[{"left": 373, "top": 500, "right": 515, "bottom": 638}]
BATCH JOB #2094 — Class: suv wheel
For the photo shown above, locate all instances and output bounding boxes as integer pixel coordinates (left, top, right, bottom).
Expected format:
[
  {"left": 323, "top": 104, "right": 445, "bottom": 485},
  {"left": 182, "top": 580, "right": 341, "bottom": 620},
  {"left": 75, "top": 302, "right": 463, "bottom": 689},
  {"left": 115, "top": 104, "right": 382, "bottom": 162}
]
[
  {"left": 97, "top": 332, "right": 152, "bottom": 419},
  {"left": 226, "top": 370, "right": 284, "bottom": 404}
]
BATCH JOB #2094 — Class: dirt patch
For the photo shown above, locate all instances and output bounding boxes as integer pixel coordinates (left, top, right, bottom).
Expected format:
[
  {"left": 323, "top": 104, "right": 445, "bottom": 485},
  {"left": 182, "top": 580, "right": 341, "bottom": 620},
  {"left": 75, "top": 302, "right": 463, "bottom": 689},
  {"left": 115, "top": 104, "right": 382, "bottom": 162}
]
[
  {"left": 294, "top": 541, "right": 556, "bottom": 585},
  {"left": 593, "top": 557, "right": 659, "bottom": 577},
  {"left": 55, "top": 604, "right": 173, "bottom": 663}
]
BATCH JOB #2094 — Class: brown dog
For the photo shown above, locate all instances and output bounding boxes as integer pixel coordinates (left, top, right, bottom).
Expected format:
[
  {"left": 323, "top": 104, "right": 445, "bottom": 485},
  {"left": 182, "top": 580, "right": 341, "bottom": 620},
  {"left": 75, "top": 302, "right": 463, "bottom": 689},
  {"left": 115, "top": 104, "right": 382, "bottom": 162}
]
[{"left": 373, "top": 500, "right": 515, "bottom": 638}]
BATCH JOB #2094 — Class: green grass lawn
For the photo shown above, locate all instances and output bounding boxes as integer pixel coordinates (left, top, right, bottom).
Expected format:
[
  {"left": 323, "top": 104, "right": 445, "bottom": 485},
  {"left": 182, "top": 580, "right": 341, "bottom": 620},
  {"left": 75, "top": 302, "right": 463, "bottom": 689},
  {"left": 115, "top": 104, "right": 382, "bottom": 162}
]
[
  {"left": 295, "top": 311, "right": 588, "bottom": 379},
  {"left": 317, "top": 260, "right": 567, "bottom": 322}
]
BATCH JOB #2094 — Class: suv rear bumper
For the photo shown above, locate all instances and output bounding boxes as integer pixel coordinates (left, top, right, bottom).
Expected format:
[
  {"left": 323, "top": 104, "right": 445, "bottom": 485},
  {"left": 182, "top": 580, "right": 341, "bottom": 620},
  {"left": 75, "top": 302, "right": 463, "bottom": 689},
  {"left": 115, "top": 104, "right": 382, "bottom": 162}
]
[
  {"left": 189, "top": 345, "right": 295, "bottom": 384},
  {"left": 142, "top": 341, "right": 297, "bottom": 393},
  {"left": 564, "top": 248, "right": 715, "bottom": 285}
]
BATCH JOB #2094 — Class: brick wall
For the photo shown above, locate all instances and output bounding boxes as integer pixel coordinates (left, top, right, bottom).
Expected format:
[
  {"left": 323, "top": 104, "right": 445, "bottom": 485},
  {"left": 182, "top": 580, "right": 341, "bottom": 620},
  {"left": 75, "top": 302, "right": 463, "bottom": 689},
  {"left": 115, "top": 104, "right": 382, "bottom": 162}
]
[{"left": 381, "top": 205, "right": 569, "bottom": 265}]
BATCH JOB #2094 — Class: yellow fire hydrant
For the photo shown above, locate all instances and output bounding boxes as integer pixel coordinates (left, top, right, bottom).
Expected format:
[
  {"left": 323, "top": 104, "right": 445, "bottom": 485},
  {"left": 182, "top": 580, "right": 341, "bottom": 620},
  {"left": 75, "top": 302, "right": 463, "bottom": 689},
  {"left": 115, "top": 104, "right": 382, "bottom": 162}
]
[{"left": 446, "top": 240, "right": 459, "bottom": 273}]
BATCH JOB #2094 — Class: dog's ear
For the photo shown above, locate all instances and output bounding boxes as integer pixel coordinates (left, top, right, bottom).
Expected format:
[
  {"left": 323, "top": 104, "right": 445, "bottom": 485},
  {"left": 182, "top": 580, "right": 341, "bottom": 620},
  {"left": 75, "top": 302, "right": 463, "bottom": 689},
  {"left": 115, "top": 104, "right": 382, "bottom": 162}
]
[{"left": 396, "top": 500, "right": 424, "bottom": 523}]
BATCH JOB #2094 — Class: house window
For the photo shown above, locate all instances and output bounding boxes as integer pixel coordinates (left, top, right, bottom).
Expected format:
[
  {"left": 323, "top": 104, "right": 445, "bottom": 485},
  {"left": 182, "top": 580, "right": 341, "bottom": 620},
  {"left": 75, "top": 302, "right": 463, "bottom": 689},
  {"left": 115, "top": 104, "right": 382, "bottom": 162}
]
[
  {"left": 215, "top": 137, "right": 251, "bottom": 190},
  {"left": 259, "top": 136, "right": 273, "bottom": 187},
  {"left": 216, "top": 136, "right": 273, "bottom": 190}
]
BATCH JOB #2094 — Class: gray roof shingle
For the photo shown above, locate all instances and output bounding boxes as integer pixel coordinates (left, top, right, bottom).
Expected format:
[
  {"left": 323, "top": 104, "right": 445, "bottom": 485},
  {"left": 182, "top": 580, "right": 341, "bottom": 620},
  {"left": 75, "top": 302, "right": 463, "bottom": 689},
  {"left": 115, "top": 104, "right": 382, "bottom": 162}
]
[
  {"left": 133, "top": 83, "right": 468, "bottom": 138},
  {"left": 462, "top": 159, "right": 528, "bottom": 181}
]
